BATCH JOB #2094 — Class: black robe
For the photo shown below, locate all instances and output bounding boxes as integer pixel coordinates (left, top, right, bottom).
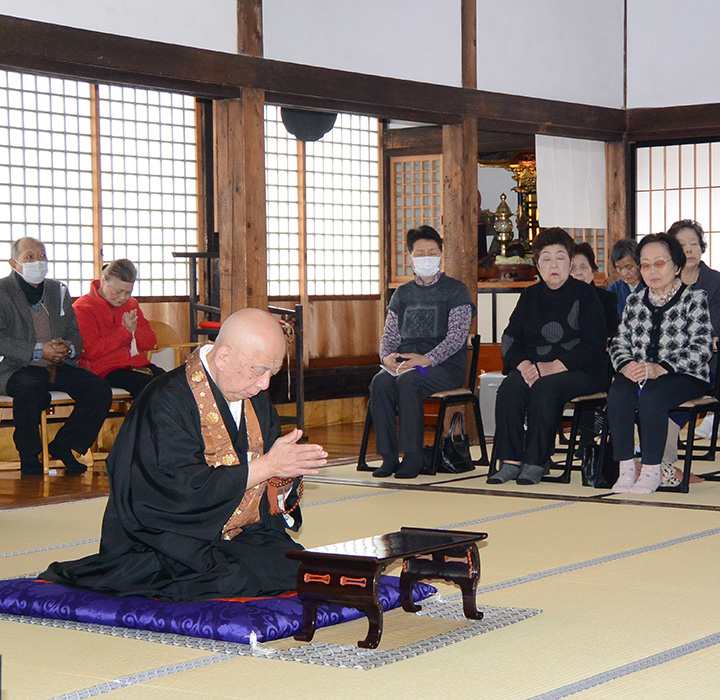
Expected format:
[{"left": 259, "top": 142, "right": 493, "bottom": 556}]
[{"left": 41, "top": 365, "right": 303, "bottom": 601}]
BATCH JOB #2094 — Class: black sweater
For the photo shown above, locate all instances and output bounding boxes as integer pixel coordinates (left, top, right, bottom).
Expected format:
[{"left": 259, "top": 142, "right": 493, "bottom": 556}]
[{"left": 501, "top": 276, "right": 608, "bottom": 386}]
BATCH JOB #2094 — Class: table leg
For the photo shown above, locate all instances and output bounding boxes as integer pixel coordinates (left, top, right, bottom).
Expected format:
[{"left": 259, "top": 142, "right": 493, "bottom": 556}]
[
  {"left": 357, "top": 602, "right": 384, "bottom": 649},
  {"left": 293, "top": 598, "right": 319, "bottom": 643},
  {"left": 399, "top": 543, "right": 483, "bottom": 620}
]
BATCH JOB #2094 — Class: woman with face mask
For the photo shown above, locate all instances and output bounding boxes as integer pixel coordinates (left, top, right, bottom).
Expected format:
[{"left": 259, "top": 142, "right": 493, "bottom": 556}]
[{"left": 369, "top": 225, "right": 476, "bottom": 479}]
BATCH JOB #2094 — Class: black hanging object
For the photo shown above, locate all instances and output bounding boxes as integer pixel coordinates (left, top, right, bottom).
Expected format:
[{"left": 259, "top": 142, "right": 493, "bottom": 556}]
[{"left": 281, "top": 108, "right": 337, "bottom": 141}]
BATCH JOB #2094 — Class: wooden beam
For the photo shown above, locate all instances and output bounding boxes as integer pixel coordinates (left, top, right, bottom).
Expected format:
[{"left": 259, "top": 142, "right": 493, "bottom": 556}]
[
  {"left": 627, "top": 104, "right": 720, "bottom": 143},
  {"left": 384, "top": 126, "right": 443, "bottom": 154},
  {"left": 461, "top": 0, "right": 477, "bottom": 89},
  {"left": 385, "top": 125, "right": 535, "bottom": 160},
  {"left": 442, "top": 116, "right": 479, "bottom": 332},
  {"left": 477, "top": 131, "right": 535, "bottom": 154},
  {"left": 0, "top": 15, "right": 626, "bottom": 140},
  {"left": 214, "top": 92, "right": 268, "bottom": 317},
  {"left": 237, "top": 0, "right": 263, "bottom": 57},
  {"left": 605, "top": 139, "right": 632, "bottom": 282},
  {"left": 463, "top": 90, "right": 624, "bottom": 142}
]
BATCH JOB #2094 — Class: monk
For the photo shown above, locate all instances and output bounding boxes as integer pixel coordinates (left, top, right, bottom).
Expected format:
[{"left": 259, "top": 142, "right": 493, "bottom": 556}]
[{"left": 41, "top": 308, "right": 327, "bottom": 601}]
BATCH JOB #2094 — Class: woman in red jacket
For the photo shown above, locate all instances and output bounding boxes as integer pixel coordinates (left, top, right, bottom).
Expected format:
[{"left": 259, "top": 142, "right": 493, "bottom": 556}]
[{"left": 74, "top": 259, "right": 164, "bottom": 397}]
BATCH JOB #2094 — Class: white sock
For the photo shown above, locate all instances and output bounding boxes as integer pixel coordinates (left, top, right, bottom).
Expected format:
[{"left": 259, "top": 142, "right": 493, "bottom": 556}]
[
  {"left": 630, "top": 464, "right": 661, "bottom": 494},
  {"left": 612, "top": 459, "right": 637, "bottom": 493}
]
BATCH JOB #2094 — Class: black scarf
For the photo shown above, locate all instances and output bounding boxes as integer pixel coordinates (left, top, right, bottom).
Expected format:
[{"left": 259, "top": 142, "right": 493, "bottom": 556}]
[{"left": 14, "top": 271, "right": 45, "bottom": 306}]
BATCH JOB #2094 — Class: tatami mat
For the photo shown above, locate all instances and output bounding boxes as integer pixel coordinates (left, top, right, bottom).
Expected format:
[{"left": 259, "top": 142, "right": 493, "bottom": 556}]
[
  {"left": 2, "top": 471, "right": 720, "bottom": 699},
  {"left": 312, "top": 455, "right": 720, "bottom": 509}
]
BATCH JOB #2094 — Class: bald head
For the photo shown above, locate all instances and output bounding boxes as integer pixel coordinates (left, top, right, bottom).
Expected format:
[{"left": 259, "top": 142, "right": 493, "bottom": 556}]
[
  {"left": 207, "top": 308, "right": 287, "bottom": 402},
  {"left": 216, "top": 308, "right": 286, "bottom": 356}
]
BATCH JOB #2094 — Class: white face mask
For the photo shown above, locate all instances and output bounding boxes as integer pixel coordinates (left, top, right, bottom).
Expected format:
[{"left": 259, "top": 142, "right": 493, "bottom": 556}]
[
  {"left": 411, "top": 255, "right": 442, "bottom": 278},
  {"left": 15, "top": 259, "right": 48, "bottom": 285}
]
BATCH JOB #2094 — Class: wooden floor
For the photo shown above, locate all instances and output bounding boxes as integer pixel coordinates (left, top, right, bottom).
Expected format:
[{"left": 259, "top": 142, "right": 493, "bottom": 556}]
[{"left": 0, "top": 421, "right": 374, "bottom": 510}]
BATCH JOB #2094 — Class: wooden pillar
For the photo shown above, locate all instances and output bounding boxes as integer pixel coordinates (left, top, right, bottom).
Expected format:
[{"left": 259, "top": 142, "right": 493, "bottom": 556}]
[
  {"left": 461, "top": 0, "right": 477, "bottom": 89},
  {"left": 214, "top": 91, "right": 268, "bottom": 318},
  {"left": 442, "top": 116, "right": 478, "bottom": 331},
  {"left": 209, "top": 0, "right": 267, "bottom": 319},
  {"left": 237, "top": 0, "right": 263, "bottom": 56},
  {"left": 605, "top": 138, "right": 632, "bottom": 282}
]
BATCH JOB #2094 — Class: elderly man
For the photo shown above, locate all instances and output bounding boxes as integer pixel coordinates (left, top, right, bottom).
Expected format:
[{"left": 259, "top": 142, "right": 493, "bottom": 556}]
[
  {"left": 0, "top": 237, "right": 112, "bottom": 475},
  {"left": 42, "top": 308, "right": 327, "bottom": 601}
]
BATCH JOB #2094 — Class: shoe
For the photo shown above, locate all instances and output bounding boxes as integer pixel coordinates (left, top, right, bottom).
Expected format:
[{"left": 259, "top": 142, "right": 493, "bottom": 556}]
[
  {"left": 48, "top": 441, "right": 87, "bottom": 474},
  {"left": 372, "top": 456, "right": 399, "bottom": 478},
  {"left": 487, "top": 462, "right": 521, "bottom": 484},
  {"left": 395, "top": 453, "right": 424, "bottom": 479},
  {"left": 612, "top": 461, "right": 637, "bottom": 493},
  {"left": 516, "top": 463, "right": 546, "bottom": 485},
  {"left": 629, "top": 465, "right": 661, "bottom": 494},
  {"left": 695, "top": 414, "right": 714, "bottom": 440},
  {"left": 20, "top": 456, "right": 43, "bottom": 476},
  {"left": 660, "top": 461, "right": 681, "bottom": 488}
]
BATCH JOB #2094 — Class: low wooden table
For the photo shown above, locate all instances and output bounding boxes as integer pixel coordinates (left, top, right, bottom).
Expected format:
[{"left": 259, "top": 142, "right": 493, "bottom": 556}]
[{"left": 286, "top": 526, "right": 488, "bottom": 649}]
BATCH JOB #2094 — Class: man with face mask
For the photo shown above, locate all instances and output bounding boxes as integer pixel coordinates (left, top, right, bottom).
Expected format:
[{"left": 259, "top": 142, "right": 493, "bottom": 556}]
[
  {"left": 0, "top": 237, "right": 113, "bottom": 475},
  {"left": 369, "top": 225, "right": 476, "bottom": 479}
]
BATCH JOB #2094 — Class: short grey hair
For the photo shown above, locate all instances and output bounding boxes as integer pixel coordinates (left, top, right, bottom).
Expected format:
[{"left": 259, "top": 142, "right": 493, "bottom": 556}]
[
  {"left": 10, "top": 237, "right": 43, "bottom": 259},
  {"left": 102, "top": 258, "right": 137, "bottom": 284},
  {"left": 610, "top": 238, "right": 639, "bottom": 266}
]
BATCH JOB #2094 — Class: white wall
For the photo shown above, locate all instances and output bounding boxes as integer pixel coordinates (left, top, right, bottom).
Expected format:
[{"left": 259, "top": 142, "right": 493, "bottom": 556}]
[
  {"left": 627, "top": 0, "right": 720, "bottom": 108},
  {"left": 477, "top": 0, "right": 625, "bottom": 108},
  {"left": 14, "top": 2, "right": 719, "bottom": 113},
  {"left": 263, "top": 0, "right": 462, "bottom": 86},
  {"left": 0, "top": 0, "right": 238, "bottom": 53}
]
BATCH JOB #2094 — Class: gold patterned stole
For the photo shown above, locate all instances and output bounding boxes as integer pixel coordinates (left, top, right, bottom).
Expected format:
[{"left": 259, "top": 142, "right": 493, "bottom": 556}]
[{"left": 185, "top": 348, "right": 266, "bottom": 540}]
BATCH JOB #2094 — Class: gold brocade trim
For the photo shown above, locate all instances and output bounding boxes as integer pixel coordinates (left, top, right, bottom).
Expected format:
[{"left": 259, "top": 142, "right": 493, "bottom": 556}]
[{"left": 185, "top": 348, "right": 266, "bottom": 539}]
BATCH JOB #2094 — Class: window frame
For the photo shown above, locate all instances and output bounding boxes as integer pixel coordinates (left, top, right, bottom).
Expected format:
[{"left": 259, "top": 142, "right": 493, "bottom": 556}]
[{"left": 0, "top": 69, "right": 202, "bottom": 300}]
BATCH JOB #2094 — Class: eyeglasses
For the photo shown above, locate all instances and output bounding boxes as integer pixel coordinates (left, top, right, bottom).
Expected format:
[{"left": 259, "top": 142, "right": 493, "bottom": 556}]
[{"left": 640, "top": 258, "right": 672, "bottom": 271}]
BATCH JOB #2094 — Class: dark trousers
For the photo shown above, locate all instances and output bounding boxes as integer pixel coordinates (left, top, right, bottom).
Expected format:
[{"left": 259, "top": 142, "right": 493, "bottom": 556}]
[
  {"left": 105, "top": 364, "right": 165, "bottom": 399},
  {"left": 6, "top": 364, "right": 113, "bottom": 460},
  {"left": 607, "top": 373, "right": 707, "bottom": 464},
  {"left": 370, "top": 365, "right": 462, "bottom": 456},
  {"left": 494, "top": 369, "right": 600, "bottom": 466}
]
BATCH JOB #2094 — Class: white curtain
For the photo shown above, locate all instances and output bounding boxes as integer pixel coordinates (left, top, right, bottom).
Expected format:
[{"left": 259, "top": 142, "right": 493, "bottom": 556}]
[{"left": 535, "top": 134, "right": 607, "bottom": 229}]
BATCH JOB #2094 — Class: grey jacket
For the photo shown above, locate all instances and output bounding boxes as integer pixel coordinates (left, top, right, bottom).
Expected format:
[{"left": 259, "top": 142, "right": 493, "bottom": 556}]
[{"left": 0, "top": 273, "right": 84, "bottom": 393}]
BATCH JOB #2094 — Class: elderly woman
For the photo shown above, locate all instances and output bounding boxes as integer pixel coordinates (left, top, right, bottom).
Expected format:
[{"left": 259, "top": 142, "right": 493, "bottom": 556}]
[
  {"left": 608, "top": 238, "right": 646, "bottom": 315},
  {"left": 660, "top": 219, "right": 720, "bottom": 480},
  {"left": 570, "top": 242, "right": 620, "bottom": 340},
  {"left": 488, "top": 228, "right": 608, "bottom": 485},
  {"left": 607, "top": 233, "right": 713, "bottom": 494},
  {"left": 370, "top": 225, "right": 475, "bottom": 479},
  {"left": 74, "top": 259, "right": 164, "bottom": 398},
  {"left": 668, "top": 219, "right": 720, "bottom": 338}
]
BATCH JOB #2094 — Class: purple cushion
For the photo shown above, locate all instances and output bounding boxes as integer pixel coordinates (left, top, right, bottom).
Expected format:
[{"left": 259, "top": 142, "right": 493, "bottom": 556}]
[{"left": 0, "top": 576, "right": 436, "bottom": 644}]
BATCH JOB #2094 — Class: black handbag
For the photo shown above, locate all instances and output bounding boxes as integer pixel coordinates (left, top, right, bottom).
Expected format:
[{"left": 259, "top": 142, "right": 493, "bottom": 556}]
[
  {"left": 581, "top": 435, "right": 618, "bottom": 488},
  {"left": 436, "top": 411, "right": 476, "bottom": 474}
]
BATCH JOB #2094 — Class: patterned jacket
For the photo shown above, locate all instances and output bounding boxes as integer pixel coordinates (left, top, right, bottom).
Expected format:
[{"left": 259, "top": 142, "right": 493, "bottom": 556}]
[{"left": 610, "top": 284, "right": 712, "bottom": 384}]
